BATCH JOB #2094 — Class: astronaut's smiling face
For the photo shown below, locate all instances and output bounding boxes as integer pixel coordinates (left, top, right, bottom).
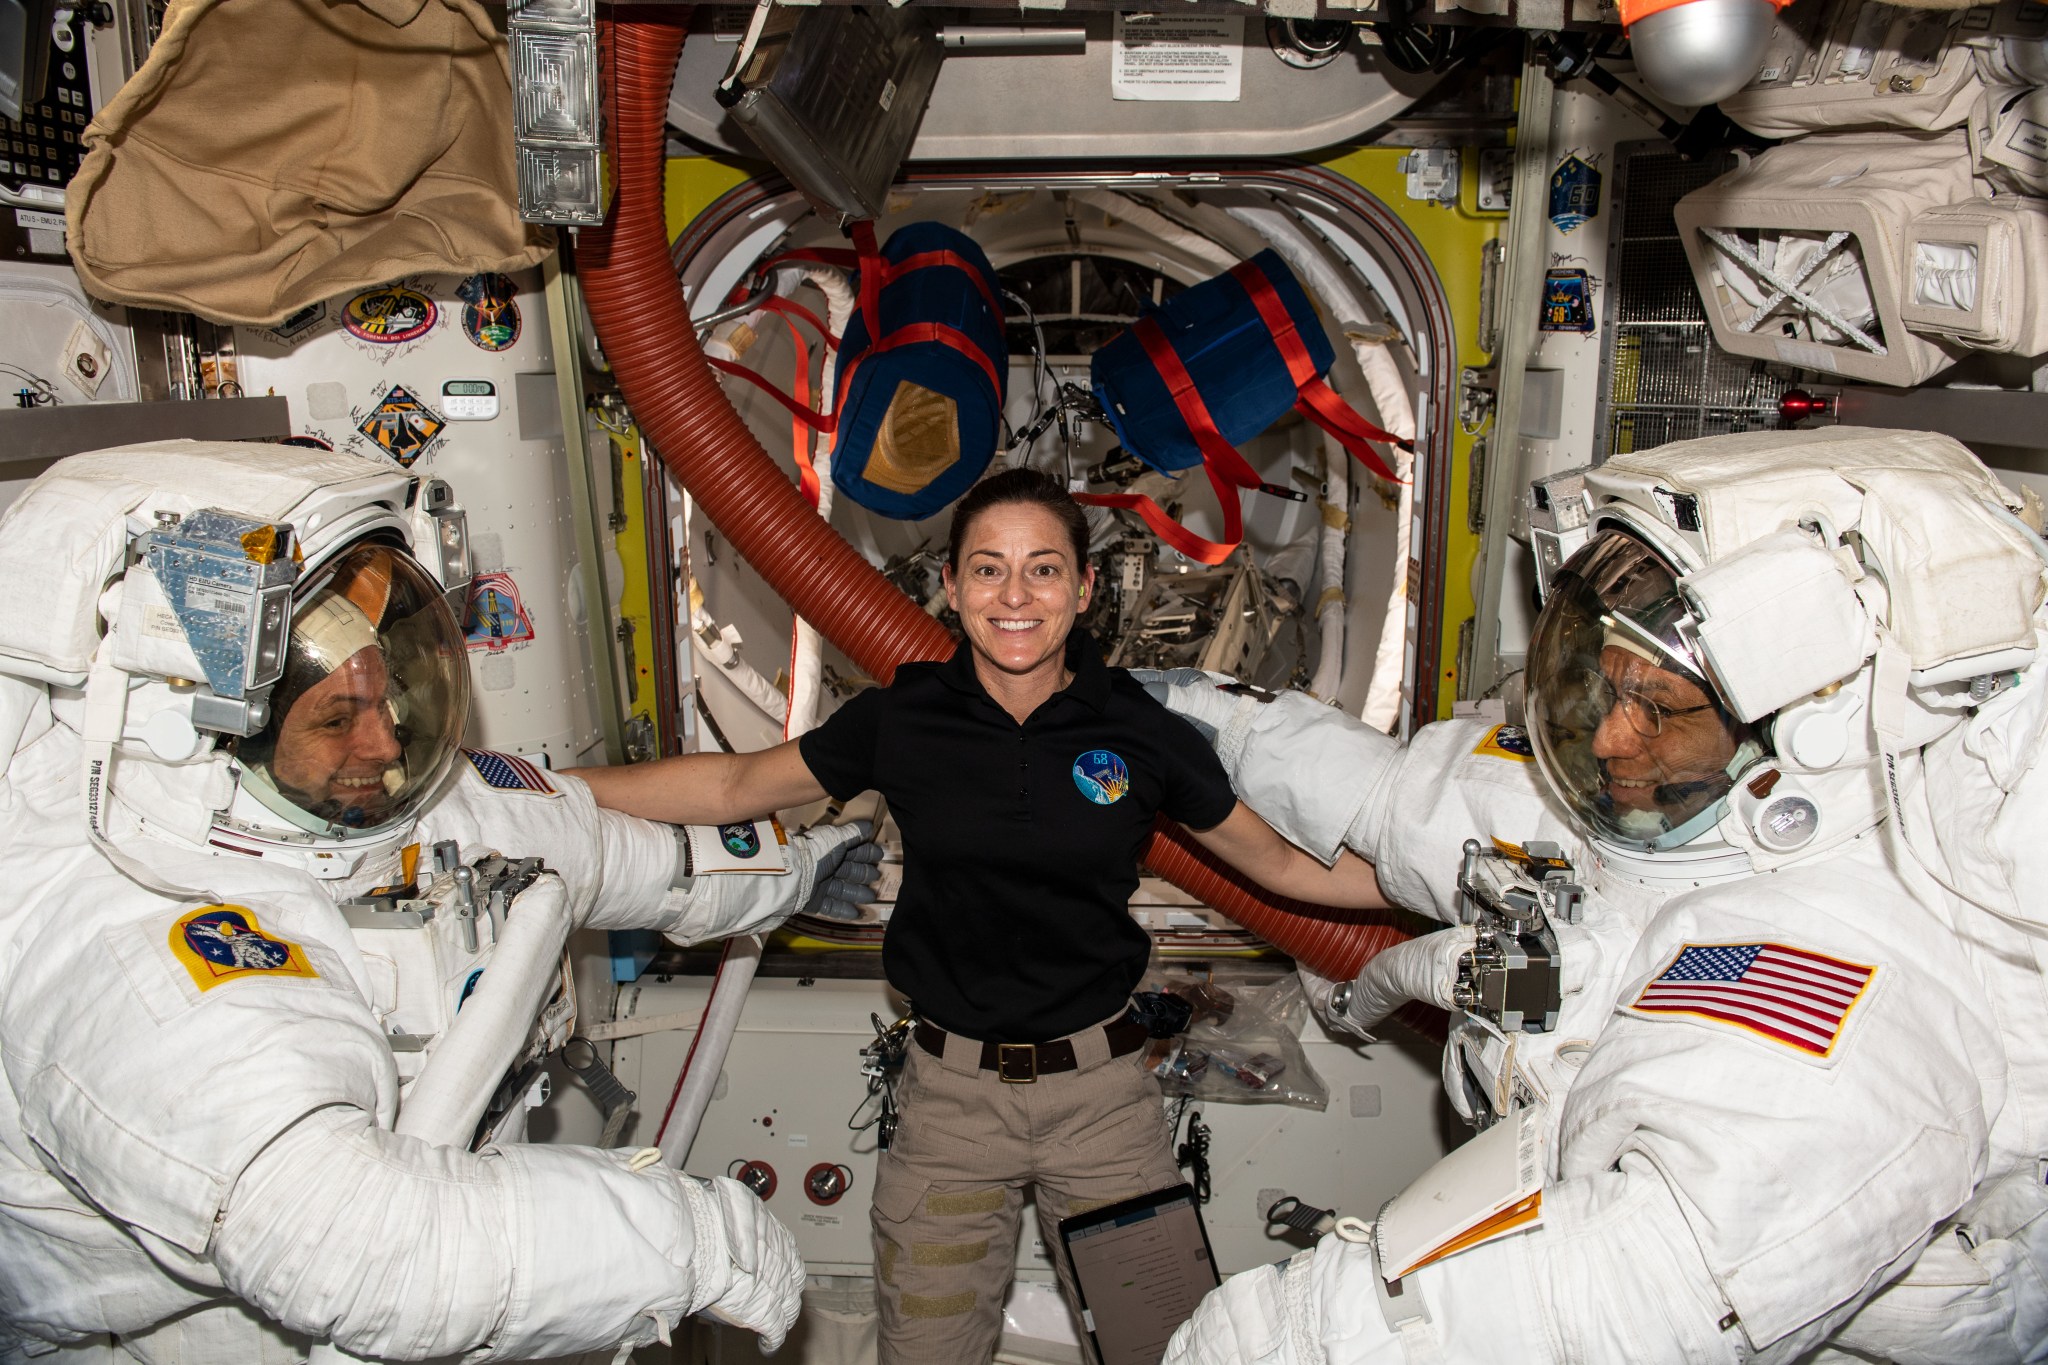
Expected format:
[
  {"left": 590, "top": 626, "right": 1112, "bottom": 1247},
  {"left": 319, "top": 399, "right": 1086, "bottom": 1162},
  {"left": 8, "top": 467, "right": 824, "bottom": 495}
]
[
  {"left": 269, "top": 646, "right": 404, "bottom": 823},
  {"left": 1588, "top": 645, "right": 1737, "bottom": 813}
]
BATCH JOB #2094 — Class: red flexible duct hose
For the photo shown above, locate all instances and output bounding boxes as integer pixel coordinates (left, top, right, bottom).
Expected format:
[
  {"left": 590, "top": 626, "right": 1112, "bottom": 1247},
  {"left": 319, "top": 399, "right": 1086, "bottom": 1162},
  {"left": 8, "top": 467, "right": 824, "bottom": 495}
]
[{"left": 580, "top": 10, "right": 1412, "bottom": 983}]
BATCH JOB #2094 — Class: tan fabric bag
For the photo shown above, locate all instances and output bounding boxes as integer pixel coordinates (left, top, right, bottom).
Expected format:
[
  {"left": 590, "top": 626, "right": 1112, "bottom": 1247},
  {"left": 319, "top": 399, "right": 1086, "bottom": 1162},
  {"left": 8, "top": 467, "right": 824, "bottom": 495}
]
[{"left": 66, "top": 0, "right": 552, "bottom": 327}]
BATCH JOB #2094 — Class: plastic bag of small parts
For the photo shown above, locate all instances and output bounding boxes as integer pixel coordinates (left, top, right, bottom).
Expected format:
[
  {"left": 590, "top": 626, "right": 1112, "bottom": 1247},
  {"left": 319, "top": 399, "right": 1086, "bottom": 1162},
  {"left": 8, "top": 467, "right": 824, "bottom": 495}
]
[{"left": 1137, "top": 967, "right": 1329, "bottom": 1110}]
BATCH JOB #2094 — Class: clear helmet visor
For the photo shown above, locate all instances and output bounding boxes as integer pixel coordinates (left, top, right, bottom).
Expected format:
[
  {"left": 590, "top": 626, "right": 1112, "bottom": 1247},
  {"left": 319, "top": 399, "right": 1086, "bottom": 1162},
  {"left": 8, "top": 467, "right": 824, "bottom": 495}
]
[
  {"left": 1525, "top": 529, "right": 1765, "bottom": 852},
  {"left": 235, "top": 542, "right": 470, "bottom": 839}
]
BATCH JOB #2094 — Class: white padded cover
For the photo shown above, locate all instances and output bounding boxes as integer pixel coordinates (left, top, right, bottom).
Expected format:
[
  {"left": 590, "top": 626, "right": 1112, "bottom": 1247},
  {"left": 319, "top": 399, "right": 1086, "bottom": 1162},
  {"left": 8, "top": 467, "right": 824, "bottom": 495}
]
[
  {"left": 1591, "top": 427, "right": 2045, "bottom": 676},
  {"left": 0, "top": 441, "right": 404, "bottom": 682}
]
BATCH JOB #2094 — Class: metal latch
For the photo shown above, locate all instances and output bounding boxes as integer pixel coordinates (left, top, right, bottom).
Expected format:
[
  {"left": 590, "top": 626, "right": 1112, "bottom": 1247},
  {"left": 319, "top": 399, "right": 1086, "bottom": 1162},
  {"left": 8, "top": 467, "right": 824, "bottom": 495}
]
[{"left": 1452, "top": 838, "right": 1581, "bottom": 1033}]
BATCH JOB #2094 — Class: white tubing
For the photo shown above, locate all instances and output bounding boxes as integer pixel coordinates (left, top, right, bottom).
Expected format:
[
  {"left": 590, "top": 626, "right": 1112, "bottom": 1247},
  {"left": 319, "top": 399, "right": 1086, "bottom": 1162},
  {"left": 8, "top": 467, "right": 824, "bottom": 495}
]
[
  {"left": 1225, "top": 204, "right": 1373, "bottom": 330},
  {"left": 658, "top": 934, "right": 763, "bottom": 1168},
  {"left": 1308, "top": 441, "right": 1350, "bottom": 702},
  {"left": 692, "top": 596, "right": 789, "bottom": 726},
  {"left": 785, "top": 266, "right": 854, "bottom": 741},
  {"left": 1355, "top": 335, "right": 1419, "bottom": 734},
  {"left": 310, "top": 880, "right": 575, "bottom": 1361},
  {"left": 395, "top": 875, "right": 574, "bottom": 1147},
  {"left": 1075, "top": 189, "right": 1239, "bottom": 274}
]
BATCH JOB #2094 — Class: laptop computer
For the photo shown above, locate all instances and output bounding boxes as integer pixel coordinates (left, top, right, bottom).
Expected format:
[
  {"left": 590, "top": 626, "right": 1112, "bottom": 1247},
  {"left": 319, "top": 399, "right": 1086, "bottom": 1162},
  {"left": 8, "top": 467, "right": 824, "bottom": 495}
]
[{"left": 1056, "top": 1183, "right": 1222, "bottom": 1365}]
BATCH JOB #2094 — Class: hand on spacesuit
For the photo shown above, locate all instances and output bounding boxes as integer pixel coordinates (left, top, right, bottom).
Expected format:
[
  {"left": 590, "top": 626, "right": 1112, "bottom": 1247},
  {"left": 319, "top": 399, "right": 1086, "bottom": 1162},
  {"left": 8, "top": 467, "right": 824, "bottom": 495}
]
[
  {"left": 1302, "top": 925, "right": 1478, "bottom": 1039},
  {"left": 662, "top": 819, "right": 882, "bottom": 942},
  {"left": 676, "top": 1172, "right": 808, "bottom": 1353},
  {"left": 1131, "top": 667, "right": 1246, "bottom": 744}
]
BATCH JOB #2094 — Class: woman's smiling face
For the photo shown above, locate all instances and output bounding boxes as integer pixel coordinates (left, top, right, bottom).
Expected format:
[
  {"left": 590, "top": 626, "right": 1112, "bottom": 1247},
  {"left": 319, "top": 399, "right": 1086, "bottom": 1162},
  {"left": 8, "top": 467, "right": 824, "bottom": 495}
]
[{"left": 943, "top": 501, "right": 1095, "bottom": 682}]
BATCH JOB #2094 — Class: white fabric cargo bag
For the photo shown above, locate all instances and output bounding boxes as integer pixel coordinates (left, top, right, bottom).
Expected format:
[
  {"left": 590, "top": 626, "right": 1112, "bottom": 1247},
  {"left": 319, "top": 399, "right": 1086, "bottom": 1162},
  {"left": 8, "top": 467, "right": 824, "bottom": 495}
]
[
  {"left": 1721, "top": 0, "right": 1983, "bottom": 139},
  {"left": 1968, "top": 83, "right": 2048, "bottom": 195},
  {"left": 1674, "top": 132, "right": 1976, "bottom": 386},
  {"left": 1898, "top": 196, "right": 2048, "bottom": 354}
]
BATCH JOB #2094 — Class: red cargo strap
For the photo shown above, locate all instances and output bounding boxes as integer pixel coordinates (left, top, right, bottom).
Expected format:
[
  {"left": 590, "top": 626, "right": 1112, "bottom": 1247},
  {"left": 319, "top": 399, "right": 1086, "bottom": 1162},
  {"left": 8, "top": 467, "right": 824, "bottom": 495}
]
[
  {"left": 1073, "top": 315, "right": 1260, "bottom": 566},
  {"left": 1229, "top": 258, "right": 1410, "bottom": 484},
  {"left": 852, "top": 220, "right": 883, "bottom": 347},
  {"left": 706, "top": 357, "right": 838, "bottom": 433},
  {"left": 884, "top": 249, "right": 1005, "bottom": 321},
  {"left": 761, "top": 295, "right": 838, "bottom": 350}
]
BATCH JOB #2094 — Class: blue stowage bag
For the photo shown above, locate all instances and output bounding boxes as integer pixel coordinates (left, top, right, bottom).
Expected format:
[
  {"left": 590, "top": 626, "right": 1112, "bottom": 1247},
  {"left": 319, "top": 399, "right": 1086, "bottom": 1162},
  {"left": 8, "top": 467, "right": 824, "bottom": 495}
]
[
  {"left": 831, "top": 222, "right": 1008, "bottom": 521},
  {"left": 1089, "top": 248, "right": 1334, "bottom": 474}
]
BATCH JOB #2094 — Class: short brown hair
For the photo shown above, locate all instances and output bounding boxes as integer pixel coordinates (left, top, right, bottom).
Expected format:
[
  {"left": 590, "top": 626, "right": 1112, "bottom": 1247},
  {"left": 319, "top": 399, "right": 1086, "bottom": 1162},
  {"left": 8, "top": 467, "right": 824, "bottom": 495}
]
[{"left": 946, "top": 467, "right": 1090, "bottom": 571}]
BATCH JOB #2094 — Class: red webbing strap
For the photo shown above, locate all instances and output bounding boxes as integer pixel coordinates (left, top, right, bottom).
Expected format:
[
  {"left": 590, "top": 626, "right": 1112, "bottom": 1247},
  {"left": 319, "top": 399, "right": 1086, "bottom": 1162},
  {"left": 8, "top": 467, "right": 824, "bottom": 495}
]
[
  {"left": 761, "top": 295, "right": 839, "bottom": 350},
  {"left": 705, "top": 356, "right": 839, "bottom": 433},
  {"left": 778, "top": 314, "right": 822, "bottom": 508},
  {"left": 1073, "top": 316, "right": 1259, "bottom": 564},
  {"left": 1297, "top": 380, "right": 1405, "bottom": 483},
  {"left": 851, "top": 220, "right": 883, "bottom": 349},
  {"left": 1133, "top": 317, "right": 1264, "bottom": 492},
  {"left": 881, "top": 249, "right": 1005, "bottom": 321},
  {"left": 1231, "top": 259, "right": 1320, "bottom": 391},
  {"left": 758, "top": 246, "right": 862, "bottom": 272},
  {"left": 1232, "top": 257, "right": 1411, "bottom": 484},
  {"left": 1074, "top": 459, "right": 1245, "bottom": 567}
]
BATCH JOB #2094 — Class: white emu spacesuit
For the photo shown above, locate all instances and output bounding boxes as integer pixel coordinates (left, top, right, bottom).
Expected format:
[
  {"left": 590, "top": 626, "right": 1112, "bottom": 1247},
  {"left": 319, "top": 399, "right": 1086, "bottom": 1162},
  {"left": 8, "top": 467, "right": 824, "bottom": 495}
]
[
  {"left": 1156, "top": 428, "right": 2048, "bottom": 1364},
  {"left": 0, "top": 442, "right": 878, "bottom": 1363}
]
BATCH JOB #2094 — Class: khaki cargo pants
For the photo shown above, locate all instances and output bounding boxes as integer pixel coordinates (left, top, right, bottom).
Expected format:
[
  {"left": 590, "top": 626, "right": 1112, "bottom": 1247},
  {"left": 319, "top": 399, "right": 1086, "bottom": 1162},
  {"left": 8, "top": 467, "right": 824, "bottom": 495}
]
[{"left": 871, "top": 1019, "right": 1182, "bottom": 1365}]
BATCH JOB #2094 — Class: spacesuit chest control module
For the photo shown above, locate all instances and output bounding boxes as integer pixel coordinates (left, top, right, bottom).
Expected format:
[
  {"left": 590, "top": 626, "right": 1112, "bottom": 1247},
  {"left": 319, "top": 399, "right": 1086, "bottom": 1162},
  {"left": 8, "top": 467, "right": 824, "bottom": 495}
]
[{"left": 1450, "top": 838, "right": 1578, "bottom": 1036}]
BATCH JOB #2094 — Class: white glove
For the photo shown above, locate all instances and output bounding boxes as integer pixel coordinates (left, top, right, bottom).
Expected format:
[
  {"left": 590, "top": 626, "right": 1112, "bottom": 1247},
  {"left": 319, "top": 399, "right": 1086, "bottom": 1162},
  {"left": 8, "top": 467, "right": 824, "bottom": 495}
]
[
  {"left": 662, "top": 820, "right": 882, "bottom": 943},
  {"left": 676, "top": 1172, "right": 806, "bottom": 1353},
  {"left": 1306, "top": 927, "right": 1477, "bottom": 1039},
  {"left": 1130, "top": 667, "right": 1246, "bottom": 745}
]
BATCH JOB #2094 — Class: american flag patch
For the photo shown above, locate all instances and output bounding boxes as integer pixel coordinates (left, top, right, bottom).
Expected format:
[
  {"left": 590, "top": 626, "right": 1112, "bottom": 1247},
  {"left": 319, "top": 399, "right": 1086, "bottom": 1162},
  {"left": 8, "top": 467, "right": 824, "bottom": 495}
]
[
  {"left": 463, "top": 748, "right": 558, "bottom": 797},
  {"left": 1627, "top": 942, "right": 1876, "bottom": 1058}
]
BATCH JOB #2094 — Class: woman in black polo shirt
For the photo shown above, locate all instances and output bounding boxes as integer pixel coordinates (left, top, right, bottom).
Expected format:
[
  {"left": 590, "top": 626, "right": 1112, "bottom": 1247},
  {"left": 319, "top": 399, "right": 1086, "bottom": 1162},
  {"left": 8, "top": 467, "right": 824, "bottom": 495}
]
[{"left": 577, "top": 469, "right": 1387, "bottom": 1364}]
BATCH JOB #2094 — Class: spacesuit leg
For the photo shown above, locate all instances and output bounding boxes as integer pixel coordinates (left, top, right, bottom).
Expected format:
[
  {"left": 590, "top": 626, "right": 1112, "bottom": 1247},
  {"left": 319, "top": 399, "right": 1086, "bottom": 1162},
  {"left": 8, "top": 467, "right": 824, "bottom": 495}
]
[
  {"left": 1167, "top": 1152, "right": 1748, "bottom": 1365},
  {"left": 112, "top": 1304, "right": 308, "bottom": 1365}
]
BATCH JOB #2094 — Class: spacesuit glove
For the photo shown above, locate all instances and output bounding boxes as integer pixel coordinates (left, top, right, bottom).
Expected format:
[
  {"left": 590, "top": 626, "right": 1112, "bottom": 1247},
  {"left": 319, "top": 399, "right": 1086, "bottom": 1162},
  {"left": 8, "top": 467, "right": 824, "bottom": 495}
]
[
  {"left": 1130, "top": 668, "right": 1245, "bottom": 744},
  {"left": 1313, "top": 927, "right": 1477, "bottom": 1037},
  {"left": 675, "top": 1173, "right": 806, "bottom": 1354},
  {"left": 791, "top": 818, "right": 881, "bottom": 921},
  {"left": 662, "top": 820, "right": 880, "bottom": 942}
]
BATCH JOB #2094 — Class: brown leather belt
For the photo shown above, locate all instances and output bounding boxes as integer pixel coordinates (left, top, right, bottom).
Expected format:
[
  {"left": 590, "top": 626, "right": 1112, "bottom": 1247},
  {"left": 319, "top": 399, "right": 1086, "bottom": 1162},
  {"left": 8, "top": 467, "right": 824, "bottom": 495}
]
[{"left": 914, "top": 1011, "right": 1149, "bottom": 1083}]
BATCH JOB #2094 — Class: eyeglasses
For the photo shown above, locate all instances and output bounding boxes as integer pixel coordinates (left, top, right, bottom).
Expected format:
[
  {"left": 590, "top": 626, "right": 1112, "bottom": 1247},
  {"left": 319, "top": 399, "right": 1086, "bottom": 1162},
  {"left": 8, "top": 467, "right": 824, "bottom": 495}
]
[{"left": 1585, "top": 671, "right": 1717, "bottom": 739}]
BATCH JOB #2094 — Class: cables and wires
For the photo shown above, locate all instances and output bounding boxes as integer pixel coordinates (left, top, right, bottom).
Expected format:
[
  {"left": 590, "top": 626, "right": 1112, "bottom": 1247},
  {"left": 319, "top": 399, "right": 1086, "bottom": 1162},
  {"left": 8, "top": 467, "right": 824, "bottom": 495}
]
[
  {"left": 1173, "top": 1099, "right": 1212, "bottom": 1205},
  {"left": 0, "top": 364, "right": 58, "bottom": 407}
]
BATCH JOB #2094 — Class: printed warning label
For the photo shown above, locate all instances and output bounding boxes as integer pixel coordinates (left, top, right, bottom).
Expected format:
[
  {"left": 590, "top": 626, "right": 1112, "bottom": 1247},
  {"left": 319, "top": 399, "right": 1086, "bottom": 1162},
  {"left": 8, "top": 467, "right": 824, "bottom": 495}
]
[{"left": 1111, "top": 14, "right": 1244, "bottom": 102}]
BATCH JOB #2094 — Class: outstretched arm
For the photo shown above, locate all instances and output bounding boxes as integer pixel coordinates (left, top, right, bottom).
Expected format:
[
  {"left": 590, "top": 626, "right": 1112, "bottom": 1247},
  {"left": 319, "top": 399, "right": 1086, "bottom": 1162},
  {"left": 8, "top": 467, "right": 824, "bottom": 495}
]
[
  {"left": 1186, "top": 802, "right": 1388, "bottom": 909},
  {"left": 565, "top": 740, "right": 829, "bottom": 826}
]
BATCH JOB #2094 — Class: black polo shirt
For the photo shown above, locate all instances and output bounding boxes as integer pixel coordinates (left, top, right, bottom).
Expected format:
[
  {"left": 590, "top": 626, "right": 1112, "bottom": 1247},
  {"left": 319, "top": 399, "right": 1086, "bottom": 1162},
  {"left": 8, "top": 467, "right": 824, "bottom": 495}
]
[{"left": 798, "top": 632, "right": 1238, "bottom": 1044}]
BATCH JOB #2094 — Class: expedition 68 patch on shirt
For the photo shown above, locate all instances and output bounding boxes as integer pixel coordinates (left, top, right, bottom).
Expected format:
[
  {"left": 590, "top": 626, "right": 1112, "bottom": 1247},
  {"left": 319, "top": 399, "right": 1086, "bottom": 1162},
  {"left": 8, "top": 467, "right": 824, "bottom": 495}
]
[{"left": 1623, "top": 942, "right": 1876, "bottom": 1060}]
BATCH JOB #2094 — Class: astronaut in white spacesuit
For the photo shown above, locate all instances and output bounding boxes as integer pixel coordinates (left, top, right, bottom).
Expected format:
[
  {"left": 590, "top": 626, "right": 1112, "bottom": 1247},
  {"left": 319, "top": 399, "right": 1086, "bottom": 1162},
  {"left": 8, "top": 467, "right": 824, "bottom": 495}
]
[
  {"left": 1153, "top": 427, "right": 2048, "bottom": 1365},
  {"left": 0, "top": 441, "right": 879, "bottom": 1363}
]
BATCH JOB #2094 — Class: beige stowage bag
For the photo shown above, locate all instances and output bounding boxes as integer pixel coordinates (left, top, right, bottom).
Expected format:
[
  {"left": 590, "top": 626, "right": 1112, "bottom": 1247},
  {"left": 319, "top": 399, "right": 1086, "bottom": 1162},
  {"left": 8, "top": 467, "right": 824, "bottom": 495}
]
[{"left": 66, "top": 0, "right": 552, "bottom": 327}]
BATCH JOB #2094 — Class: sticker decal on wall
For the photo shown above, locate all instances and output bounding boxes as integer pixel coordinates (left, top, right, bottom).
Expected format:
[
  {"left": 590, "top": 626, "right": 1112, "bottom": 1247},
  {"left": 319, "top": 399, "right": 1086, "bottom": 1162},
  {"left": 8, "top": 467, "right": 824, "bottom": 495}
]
[
  {"left": 1549, "top": 154, "right": 1602, "bottom": 234},
  {"left": 343, "top": 283, "right": 438, "bottom": 346},
  {"left": 465, "top": 571, "right": 536, "bottom": 651},
  {"left": 1540, "top": 269, "right": 1596, "bottom": 333},
  {"left": 354, "top": 383, "right": 447, "bottom": 468},
  {"left": 456, "top": 272, "right": 522, "bottom": 352}
]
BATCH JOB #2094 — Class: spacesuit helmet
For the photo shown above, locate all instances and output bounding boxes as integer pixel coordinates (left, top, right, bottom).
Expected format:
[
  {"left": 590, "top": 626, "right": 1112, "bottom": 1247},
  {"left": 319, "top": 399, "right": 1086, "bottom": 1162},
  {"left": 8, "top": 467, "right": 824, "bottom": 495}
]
[
  {"left": 1526, "top": 527, "right": 1767, "bottom": 853},
  {"left": 232, "top": 537, "right": 470, "bottom": 841}
]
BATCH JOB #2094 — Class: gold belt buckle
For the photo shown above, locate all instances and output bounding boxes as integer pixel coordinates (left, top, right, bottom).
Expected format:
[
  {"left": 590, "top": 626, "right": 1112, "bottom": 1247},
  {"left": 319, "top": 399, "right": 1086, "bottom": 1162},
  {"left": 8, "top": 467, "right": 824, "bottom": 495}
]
[{"left": 997, "top": 1043, "right": 1038, "bottom": 1083}]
